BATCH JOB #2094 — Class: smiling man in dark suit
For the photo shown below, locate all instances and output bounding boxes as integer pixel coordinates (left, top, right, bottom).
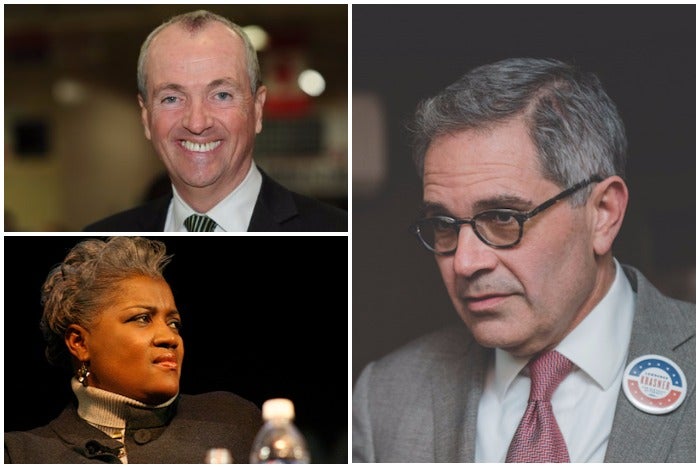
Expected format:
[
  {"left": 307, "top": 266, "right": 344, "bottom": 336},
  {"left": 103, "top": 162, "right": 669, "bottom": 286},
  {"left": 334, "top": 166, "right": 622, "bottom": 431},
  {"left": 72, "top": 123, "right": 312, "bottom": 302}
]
[{"left": 84, "top": 10, "right": 346, "bottom": 232}]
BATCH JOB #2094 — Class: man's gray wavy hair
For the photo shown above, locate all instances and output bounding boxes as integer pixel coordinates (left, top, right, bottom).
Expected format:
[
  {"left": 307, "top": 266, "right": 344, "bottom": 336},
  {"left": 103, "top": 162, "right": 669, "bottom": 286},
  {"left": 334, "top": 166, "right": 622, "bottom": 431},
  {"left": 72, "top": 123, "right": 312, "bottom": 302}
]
[{"left": 410, "top": 57, "right": 627, "bottom": 204}]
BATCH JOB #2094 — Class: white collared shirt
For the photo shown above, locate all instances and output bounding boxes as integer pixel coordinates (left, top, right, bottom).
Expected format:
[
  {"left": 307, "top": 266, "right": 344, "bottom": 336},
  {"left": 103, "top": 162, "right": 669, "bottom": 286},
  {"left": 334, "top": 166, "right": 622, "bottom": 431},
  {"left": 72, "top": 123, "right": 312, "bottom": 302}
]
[
  {"left": 475, "top": 259, "right": 636, "bottom": 462},
  {"left": 164, "top": 163, "right": 262, "bottom": 232}
]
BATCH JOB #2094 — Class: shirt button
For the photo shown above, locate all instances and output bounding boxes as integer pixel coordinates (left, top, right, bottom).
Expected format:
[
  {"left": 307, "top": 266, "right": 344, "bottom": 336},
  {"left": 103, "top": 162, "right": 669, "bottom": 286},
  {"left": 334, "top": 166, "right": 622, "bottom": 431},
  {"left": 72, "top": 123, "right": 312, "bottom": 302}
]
[{"left": 133, "top": 429, "right": 152, "bottom": 444}]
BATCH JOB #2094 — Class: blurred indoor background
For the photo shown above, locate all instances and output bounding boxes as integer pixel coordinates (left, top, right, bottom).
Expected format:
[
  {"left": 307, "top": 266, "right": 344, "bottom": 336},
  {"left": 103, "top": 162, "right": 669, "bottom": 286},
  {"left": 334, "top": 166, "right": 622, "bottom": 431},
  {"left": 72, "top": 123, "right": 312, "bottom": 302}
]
[
  {"left": 5, "top": 4, "right": 348, "bottom": 231},
  {"left": 352, "top": 5, "right": 696, "bottom": 385}
]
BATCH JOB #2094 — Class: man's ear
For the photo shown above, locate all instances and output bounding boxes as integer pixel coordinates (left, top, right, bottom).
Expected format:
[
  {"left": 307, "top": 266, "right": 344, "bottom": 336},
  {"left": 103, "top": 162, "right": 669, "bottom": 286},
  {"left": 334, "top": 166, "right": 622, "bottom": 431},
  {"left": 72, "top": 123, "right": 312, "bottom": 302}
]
[
  {"left": 138, "top": 94, "right": 152, "bottom": 140},
  {"left": 590, "top": 176, "right": 628, "bottom": 256},
  {"left": 253, "top": 85, "right": 267, "bottom": 135},
  {"left": 65, "top": 324, "right": 91, "bottom": 362}
]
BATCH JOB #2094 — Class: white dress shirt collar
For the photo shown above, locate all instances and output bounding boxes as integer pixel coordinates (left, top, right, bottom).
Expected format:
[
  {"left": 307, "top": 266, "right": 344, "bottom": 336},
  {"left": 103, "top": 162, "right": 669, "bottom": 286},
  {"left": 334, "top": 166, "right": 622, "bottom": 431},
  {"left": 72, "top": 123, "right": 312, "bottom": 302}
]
[
  {"left": 493, "top": 259, "right": 635, "bottom": 397},
  {"left": 167, "top": 163, "right": 262, "bottom": 232}
]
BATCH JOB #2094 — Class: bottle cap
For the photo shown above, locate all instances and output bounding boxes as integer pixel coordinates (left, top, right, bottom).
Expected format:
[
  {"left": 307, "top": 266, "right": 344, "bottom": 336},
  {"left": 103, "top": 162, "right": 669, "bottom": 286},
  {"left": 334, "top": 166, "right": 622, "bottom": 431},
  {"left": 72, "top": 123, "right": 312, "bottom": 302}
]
[
  {"left": 205, "top": 448, "right": 233, "bottom": 464},
  {"left": 262, "top": 398, "right": 295, "bottom": 421}
]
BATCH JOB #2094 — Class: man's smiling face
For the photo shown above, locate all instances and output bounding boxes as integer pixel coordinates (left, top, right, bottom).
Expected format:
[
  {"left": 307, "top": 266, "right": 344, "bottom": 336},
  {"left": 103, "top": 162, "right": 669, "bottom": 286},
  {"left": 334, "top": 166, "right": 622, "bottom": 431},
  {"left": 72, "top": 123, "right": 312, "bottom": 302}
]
[{"left": 138, "top": 21, "right": 266, "bottom": 208}]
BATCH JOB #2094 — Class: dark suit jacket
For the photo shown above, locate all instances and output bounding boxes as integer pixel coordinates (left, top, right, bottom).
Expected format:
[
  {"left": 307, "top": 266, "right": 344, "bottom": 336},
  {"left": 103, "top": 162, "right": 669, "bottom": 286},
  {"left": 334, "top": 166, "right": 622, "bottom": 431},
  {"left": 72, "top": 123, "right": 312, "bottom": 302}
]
[
  {"left": 4, "top": 391, "right": 261, "bottom": 464},
  {"left": 83, "top": 171, "right": 347, "bottom": 232},
  {"left": 352, "top": 265, "right": 696, "bottom": 462}
]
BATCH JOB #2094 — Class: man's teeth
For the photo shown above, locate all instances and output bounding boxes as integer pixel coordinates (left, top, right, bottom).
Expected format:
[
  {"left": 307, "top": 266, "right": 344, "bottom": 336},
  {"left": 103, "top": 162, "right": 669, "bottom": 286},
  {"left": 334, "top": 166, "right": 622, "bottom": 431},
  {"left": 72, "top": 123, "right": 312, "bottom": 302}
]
[{"left": 181, "top": 140, "right": 221, "bottom": 152}]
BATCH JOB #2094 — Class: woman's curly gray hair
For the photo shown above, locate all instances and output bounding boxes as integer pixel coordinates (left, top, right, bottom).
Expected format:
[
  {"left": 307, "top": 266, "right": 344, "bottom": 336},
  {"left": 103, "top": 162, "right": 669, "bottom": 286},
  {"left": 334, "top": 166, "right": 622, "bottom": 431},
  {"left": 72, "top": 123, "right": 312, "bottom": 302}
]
[{"left": 39, "top": 237, "right": 172, "bottom": 369}]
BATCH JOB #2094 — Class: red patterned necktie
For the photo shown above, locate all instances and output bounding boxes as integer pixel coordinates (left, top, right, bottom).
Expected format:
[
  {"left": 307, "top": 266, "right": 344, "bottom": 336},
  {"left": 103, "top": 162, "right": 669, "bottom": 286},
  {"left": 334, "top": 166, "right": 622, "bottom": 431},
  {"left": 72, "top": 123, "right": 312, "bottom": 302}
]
[{"left": 505, "top": 350, "right": 573, "bottom": 463}]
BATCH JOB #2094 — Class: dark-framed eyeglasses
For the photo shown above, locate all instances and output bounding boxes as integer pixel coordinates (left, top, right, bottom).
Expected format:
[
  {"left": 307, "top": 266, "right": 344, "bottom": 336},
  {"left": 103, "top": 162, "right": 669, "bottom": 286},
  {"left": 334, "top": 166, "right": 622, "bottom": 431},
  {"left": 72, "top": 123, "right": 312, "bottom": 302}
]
[{"left": 411, "top": 176, "right": 603, "bottom": 255}]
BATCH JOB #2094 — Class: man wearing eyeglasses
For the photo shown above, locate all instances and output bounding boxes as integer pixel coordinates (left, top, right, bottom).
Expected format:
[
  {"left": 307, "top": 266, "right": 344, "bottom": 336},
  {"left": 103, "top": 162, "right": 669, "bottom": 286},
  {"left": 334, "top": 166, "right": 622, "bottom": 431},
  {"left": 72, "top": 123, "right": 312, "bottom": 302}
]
[{"left": 352, "top": 58, "right": 695, "bottom": 462}]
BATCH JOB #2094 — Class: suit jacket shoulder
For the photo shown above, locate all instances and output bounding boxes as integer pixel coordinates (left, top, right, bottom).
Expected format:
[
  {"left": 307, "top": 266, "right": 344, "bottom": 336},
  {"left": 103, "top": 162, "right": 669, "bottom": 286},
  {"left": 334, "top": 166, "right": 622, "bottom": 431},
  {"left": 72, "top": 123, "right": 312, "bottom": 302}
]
[
  {"left": 83, "top": 195, "right": 170, "bottom": 232},
  {"left": 352, "top": 326, "right": 489, "bottom": 462},
  {"left": 248, "top": 170, "right": 347, "bottom": 232},
  {"left": 176, "top": 391, "right": 261, "bottom": 430},
  {"left": 605, "top": 265, "right": 695, "bottom": 462}
]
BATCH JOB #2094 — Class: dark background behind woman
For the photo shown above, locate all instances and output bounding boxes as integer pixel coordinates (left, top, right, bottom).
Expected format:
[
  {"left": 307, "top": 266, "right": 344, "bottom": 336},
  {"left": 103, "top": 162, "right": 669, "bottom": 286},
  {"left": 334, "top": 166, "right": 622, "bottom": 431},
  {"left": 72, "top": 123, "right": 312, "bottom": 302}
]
[{"left": 4, "top": 235, "right": 348, "bottom": 463}]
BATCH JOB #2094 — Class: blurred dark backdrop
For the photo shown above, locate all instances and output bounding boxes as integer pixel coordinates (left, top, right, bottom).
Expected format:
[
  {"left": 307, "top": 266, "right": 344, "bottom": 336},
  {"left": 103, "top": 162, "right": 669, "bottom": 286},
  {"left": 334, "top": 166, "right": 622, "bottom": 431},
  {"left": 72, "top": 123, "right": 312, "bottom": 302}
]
[
  {"left": 352, "top": 5, "right": 695, "bottom": 385},
  {"left": 5, "top": 4, "right": 347, "bottom": 231},
  {"left": 4, "top": 235, "right": 348, "bottom": 463}
]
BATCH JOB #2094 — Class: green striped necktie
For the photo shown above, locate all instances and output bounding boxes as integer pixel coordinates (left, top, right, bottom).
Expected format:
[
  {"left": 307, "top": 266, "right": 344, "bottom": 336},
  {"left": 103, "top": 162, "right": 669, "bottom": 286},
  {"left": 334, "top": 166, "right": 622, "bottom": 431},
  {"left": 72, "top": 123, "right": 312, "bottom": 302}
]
[{"left": 184, "top": 214, "right": 217, "bottom": 232}]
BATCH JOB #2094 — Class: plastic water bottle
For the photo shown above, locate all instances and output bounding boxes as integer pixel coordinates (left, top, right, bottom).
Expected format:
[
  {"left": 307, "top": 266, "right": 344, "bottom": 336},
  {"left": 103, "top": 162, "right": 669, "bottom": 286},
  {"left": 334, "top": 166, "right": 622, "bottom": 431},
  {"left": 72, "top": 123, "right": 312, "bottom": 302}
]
[{"left": 249, "top": 398, "right": 311, "bottom": 463}]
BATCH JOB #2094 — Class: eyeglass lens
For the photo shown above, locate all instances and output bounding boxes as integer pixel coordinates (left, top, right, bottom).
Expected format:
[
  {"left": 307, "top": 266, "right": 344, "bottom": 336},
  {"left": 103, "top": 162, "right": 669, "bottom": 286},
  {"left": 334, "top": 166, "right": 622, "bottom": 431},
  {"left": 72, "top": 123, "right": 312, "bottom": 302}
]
[{"left": 422, "top": 213, "right": 521, "bottom": 252}]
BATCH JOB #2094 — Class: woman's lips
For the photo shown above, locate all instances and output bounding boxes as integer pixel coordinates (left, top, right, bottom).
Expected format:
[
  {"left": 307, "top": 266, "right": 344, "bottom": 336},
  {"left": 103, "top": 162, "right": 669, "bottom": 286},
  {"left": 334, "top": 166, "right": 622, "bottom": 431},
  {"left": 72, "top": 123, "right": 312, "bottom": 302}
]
[
  {"left": 155, "top": 361, "right": 178, "bottom": 370},
  {"left": 153, "top": 354, "right": 178, "bottom": 370}
]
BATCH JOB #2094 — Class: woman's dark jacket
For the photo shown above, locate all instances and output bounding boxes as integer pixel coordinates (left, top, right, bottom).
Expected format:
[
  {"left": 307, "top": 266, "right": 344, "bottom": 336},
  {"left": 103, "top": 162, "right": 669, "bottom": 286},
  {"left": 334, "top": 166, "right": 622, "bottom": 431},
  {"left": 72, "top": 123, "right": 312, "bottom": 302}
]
[{"left": 4, "top": 391, "right": 262, "bottom": 463}]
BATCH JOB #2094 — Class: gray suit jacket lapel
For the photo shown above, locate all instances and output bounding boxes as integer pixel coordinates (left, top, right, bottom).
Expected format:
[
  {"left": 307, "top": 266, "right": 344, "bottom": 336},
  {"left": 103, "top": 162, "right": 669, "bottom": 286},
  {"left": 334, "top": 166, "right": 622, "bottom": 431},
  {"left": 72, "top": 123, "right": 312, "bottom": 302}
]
[
  {"left": 432, "top": 339, "right": 490, "bottom": 462},
  {"left": 604, "top": 266, "right": 695, "bottom": 462}
]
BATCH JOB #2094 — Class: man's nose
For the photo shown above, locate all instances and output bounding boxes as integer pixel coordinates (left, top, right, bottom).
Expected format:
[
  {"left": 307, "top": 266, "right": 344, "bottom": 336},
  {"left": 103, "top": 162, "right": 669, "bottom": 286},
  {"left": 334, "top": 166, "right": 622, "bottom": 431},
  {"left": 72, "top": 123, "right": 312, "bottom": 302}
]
[
  {"left": 451, "top": 226, "right": 499, "bottom": 278},
  {"left": 182, "top": 99, "right": 213, "bottom": 134}
]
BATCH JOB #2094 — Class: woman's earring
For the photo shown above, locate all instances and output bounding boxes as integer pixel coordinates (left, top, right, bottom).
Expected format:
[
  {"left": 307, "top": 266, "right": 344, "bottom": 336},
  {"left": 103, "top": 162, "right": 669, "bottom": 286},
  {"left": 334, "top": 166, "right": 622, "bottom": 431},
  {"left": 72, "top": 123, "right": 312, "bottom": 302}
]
[{"left": 77, "top": 362, "right": 90, "bottom": 387}]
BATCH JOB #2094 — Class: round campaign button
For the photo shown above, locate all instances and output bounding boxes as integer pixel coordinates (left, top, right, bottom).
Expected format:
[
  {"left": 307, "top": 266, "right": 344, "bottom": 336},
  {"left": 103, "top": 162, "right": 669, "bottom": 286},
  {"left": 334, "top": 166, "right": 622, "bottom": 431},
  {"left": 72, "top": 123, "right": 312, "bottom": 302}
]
[{"left": 622, "top": 354, "right": 687, "bottom": 415}]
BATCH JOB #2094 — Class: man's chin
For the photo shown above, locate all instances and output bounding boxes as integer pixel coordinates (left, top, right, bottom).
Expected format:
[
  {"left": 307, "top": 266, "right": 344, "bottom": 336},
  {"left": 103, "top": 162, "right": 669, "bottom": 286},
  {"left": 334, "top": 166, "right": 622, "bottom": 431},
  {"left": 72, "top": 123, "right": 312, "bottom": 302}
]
[
  {"left": 465, "top": 319, "right": 527, "bottom": 352},
  {"left": 172, "top": 173, "right": 221, "bottom": 192},
  {"left": 471, "top": 332, "right": 543, "bottom": 358}
]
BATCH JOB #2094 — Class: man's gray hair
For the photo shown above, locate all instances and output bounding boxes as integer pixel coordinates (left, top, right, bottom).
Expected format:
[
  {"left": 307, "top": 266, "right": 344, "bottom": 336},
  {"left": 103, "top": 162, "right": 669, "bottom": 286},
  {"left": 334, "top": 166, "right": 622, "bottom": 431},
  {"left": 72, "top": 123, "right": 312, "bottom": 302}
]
[
  {"left": 137, "top": 9, "right": 261, "bottom": 100},
  {"left": 411, "top": 58, "right": 627, "bottom": 204}
]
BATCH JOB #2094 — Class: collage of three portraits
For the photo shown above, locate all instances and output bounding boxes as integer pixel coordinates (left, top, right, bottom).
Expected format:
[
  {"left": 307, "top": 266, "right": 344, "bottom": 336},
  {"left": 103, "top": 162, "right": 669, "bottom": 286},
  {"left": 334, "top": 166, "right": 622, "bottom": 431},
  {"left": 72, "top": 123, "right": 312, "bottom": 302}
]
[{"left": 4, "top": 4, "right": 695, "bottom": 464}]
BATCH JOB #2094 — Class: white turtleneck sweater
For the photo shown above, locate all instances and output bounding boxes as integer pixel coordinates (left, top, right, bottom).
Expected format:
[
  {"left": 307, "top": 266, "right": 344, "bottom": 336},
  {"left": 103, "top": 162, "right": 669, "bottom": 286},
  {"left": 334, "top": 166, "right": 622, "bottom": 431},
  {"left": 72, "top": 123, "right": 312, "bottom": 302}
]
[{"left": 71, "top": 378, "right": 178, "bottom": 463}]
